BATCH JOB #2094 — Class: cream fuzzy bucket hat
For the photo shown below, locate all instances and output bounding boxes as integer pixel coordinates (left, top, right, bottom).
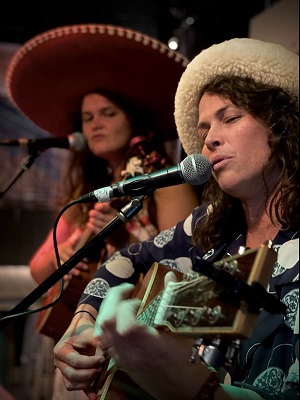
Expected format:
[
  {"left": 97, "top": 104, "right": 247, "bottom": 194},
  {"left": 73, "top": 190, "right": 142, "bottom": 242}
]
[{"left": 174, "top": 38, "right": 299, "bottom": 156}]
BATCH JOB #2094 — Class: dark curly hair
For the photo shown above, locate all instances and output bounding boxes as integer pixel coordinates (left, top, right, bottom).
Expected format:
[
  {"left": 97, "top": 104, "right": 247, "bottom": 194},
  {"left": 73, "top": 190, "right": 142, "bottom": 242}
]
[{"left": 192, "top": 75, "right": 299, "bottom": 252}]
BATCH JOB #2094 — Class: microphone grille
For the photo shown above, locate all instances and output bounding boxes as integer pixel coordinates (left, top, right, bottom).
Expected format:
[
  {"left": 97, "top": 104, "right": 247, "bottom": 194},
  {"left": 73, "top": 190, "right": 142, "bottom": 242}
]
[
  {"left": 181, "top": 154, "right": 212, "bottom": 185},
  {"left": 69, "top": 132, "right": 87, "bottom": 151}
]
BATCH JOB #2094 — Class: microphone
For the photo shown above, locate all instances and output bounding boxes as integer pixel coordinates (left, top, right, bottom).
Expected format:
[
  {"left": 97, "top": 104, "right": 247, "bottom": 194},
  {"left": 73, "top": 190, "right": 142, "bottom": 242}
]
[
  {"left": 78, "top": 153, "right": 212, "bottom": 203},
  {"left": 0, "top": 132, "right": 86, "bottom": 152}
]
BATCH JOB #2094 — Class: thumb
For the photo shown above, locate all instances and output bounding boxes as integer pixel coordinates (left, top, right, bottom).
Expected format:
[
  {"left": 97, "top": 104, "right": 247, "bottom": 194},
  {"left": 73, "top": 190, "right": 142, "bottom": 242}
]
[
  {"left": 94, "top": 283, "right": 135, "bottom": 336},
  {"left": 164, "top": 271, "right": 179, "bottom": 287}
]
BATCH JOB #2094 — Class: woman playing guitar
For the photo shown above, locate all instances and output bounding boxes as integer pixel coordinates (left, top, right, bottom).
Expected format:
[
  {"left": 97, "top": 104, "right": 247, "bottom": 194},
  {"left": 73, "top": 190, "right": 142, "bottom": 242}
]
[
  {"left": 6, "top": 24, "right": 200, "bottom": 400},
  {"left": 34, "top": 134, "right": 189, "bottom": 342}
]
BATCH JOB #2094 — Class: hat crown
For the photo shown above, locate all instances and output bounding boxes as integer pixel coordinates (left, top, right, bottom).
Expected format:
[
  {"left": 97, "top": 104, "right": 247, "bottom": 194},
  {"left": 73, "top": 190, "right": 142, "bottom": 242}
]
[{"left": 175, "top": 37, "right": 299, "bottom": 156}]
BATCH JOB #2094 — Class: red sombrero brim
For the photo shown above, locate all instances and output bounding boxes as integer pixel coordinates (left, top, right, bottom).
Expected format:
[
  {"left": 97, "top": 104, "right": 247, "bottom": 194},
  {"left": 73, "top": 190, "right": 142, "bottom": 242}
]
[{"left": 5, "top": 24, "right": 189, "bottom": 141}]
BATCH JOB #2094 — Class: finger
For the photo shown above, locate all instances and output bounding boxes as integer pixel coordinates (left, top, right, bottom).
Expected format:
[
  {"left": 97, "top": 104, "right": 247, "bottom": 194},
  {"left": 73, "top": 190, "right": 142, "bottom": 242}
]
[
  {"left": 97, "top": 203, "right": 114, "bottom": 214},
  {"left": 54, "top": 333, "right": 102, "bottom": 367},
  {"left": 74, "top": 261, "right": 89, "bottom": 271},
  {"left": 54, "top": 349, "right": 101, "bottom": 370},
  {"left": 115, "top": 298, "right": 142, "bottom": 334},
  {"left": 164, "top": 271, "right": 178, "bottom": 287},
  {"left": 84, "top": 388, "right": 97, "bottom": 400},
  {"left": 94, "top": 283, "right": 136, "bottom": 336},
  {"left": 93, "top": 202, "right": 109, "bottom": 211}
]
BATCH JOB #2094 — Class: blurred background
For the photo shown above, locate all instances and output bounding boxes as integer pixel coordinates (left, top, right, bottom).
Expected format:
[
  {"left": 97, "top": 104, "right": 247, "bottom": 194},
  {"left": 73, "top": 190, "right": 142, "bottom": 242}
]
[{"left": 0, "top": 1, "right": 298, "bottom": 399}]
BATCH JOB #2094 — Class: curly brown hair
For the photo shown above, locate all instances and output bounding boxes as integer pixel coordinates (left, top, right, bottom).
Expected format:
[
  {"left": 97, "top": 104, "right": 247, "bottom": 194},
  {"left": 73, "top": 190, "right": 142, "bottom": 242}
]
[{"left": 192, "top": 75, "right": 299, "bottom": 252}]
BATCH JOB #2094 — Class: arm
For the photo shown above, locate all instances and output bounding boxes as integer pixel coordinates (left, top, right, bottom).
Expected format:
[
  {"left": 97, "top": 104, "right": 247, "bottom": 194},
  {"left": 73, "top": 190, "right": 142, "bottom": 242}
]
[
  {"left": 29, "top": 216, "right": 90, "bottom": 284},
  {"left": 53, "top": 304, "right": 105, "bottom": 400},
  {"left": 53, "top": 207, "right": 206, "bottom": 397}
]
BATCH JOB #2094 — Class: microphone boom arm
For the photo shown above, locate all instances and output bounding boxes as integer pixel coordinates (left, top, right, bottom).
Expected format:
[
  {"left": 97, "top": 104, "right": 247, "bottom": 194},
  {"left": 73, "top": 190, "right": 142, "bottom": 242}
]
[{"left": 0, "top": 147, "right": 45, "bottom": 198}]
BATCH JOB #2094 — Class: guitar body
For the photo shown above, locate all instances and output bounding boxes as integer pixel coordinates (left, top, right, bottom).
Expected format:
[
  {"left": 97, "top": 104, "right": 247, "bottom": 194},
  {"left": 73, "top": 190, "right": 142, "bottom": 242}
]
[
  {"left": 97, "top": 368, "right": 155, "bottom": 400},
  {"left": 35, "top": 261, "right": 98, "bottom": 342},
  {"left": 97, "top": 244, "right": 277, "bottom": 399}
]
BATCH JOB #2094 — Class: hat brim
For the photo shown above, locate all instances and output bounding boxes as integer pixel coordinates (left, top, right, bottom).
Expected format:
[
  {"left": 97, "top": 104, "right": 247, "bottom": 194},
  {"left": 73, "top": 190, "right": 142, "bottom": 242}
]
[
  {"left": 175, "top": 38, "right": 299, "bottom": 155},
  {"left": 6, "top": 24, "right": 188, "bottom": 140}
]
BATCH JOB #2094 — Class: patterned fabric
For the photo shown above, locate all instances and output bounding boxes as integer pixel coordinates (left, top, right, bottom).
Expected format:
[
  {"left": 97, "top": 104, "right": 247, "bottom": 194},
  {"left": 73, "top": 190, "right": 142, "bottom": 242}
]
[
  {"left": 103, "top": 153, "right": 161, "bottom": 257},
  {"left": 79, "top": 204, "right": 299, "bottom": 399},
  {"left": 105, "top": 202, "right": 158, "bottom": 258}
]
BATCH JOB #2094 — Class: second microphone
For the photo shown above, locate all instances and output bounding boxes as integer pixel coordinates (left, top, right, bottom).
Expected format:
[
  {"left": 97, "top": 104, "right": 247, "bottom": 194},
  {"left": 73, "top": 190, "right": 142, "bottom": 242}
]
[{"left": 77, "top": 154, "right": 212, "bottom": 203}]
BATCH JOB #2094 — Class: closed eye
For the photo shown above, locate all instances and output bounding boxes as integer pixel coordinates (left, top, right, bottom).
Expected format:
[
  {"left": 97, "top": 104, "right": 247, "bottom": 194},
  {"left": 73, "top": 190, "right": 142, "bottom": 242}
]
[{"left": 224, "top": 116, "right": 240, "bottom": 124}]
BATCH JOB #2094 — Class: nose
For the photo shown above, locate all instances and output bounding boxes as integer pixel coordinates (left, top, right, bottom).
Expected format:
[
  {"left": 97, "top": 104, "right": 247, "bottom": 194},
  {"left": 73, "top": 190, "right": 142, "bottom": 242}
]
[
  {"left": 204, "top": 131, "right": 221, "bottom": 151},
  {"left": 92, "top": 114, "right": 105, "bottom": 129}
]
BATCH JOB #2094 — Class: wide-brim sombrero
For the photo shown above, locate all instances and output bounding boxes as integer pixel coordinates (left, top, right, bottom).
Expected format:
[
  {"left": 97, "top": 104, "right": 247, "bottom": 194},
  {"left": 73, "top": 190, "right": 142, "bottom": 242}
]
[{"left": 5, "top": 24, "right": 189, "bottom": 140}]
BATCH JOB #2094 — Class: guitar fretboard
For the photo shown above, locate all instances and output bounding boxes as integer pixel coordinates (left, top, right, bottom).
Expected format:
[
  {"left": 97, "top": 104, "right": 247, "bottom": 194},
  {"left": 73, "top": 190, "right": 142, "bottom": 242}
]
[{"left": 138, "top": 291, "right": 164, "bottom": 326}]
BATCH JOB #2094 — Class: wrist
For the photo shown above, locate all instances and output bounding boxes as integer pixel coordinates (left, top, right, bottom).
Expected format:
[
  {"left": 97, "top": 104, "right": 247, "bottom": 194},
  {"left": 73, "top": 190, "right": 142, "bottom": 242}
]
[{"left": 73, "top": 309, "right": 97, "bottom": 322}]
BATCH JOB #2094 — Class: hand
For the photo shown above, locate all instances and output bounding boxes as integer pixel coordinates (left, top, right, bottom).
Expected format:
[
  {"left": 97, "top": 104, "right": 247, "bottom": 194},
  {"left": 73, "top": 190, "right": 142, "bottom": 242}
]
[
  {"left": 94, "top": 273, "right": 179, "bottom": 368},
  {"left": 56, "top": 239, "right": 89, "bottom": 279},
  {"left": 92, "top": 279, "right": 218, "bottom": 400},
  {"left": 87, "top": 203, "right": 119, "bottom": 233},
  {"left": 87, "top": 202, "right": 135, "bottom": 251},
  {"left": 94, "top": 283, "right": 162, "bottom": 373},
  {"left": 53, "top": 308, "right": 106, "bottom": 400}
]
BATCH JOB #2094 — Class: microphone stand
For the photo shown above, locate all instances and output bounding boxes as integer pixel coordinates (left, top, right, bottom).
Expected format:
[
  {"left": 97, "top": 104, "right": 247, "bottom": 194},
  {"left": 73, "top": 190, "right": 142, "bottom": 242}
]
[
  {"left": 0, "top": 147, "right": 45, "bottom": 198},
  {"left": 0, "top": 196, "right": 144, "bottom": 331}
]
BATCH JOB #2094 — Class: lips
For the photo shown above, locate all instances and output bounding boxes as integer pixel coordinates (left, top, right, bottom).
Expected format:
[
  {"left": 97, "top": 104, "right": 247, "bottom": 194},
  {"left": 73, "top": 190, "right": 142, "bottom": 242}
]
[
  {"left": 211, "top": 155, "right": 231, "bottom": 171},
  {"left": 211, "top": 155, "right": 225, "bottom": 166},
  {"left": 92, "top": 134, "right": 105, "bottom": 141}
]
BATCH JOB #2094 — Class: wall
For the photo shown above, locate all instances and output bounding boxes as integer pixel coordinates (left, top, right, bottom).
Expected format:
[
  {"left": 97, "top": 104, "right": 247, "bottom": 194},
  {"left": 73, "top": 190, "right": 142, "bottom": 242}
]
[{"left": 249, "top": 0, "right": 299, "bottom": 54}]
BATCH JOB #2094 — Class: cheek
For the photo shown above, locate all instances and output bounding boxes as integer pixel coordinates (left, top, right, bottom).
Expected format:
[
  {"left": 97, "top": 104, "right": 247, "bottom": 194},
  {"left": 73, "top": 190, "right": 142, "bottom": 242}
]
[
  {"left": 81, "top": 123, "right": 92, "bottom": 137},
  {"left": 115, "top": 125, "right": 132, "bottom": 145},
  {"left": 246, "top": 136, "right": 271, "bottom": 161},
  {"left": 114, "top": 120, "right": 132, "bottom": 142},
  {"left": 201, "top": 147, "right": 210, "bottom": 159}
]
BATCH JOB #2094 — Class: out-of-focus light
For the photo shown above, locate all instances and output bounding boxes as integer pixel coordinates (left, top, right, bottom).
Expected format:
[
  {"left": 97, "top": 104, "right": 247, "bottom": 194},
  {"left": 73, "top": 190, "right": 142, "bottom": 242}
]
[
  {"left": 168, "top": 36, "right": 179, "bottom": 50},
  {"left": 185, "top": 16, "right": 195, "bottom": 25}
]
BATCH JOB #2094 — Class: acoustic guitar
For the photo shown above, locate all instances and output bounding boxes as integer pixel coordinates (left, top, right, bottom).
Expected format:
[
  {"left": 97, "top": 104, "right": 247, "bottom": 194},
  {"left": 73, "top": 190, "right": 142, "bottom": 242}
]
[{"left": 96, "top": 243, "right": 278, "bottom": 399}]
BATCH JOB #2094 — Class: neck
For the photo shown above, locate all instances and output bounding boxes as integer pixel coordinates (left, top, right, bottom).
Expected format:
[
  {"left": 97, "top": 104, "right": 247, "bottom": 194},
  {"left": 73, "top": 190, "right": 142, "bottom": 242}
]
[
  {"left": 243, "top": 201, "right": 280, "bottom": 248},
  {"left": 105, "top": 157, "right": 126, "bottom": 182}
]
